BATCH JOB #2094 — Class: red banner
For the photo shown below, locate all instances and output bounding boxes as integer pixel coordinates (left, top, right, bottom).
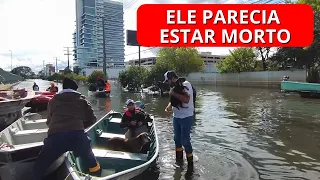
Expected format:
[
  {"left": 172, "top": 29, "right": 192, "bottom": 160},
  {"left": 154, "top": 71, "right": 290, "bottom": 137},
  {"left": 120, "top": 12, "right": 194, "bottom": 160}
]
[{"left": 137, "top": 4, "right": 314, "bottom": 47}]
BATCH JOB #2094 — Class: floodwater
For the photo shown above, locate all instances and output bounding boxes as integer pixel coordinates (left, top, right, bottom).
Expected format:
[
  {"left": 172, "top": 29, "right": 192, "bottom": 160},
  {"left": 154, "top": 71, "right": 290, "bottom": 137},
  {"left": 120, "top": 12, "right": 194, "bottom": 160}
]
[{"left": 15, "top": 80, "right": 320, "bottom": 180}]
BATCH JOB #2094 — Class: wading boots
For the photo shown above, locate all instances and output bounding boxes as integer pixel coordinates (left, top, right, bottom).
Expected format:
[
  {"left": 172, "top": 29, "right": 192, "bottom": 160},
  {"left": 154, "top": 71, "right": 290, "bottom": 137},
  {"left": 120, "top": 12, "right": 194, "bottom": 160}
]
[
  {"left": 175, "top": 148, "right": 184, "bottom": 165},
  {"left": 186, "top": 154, "right": 194, "bottom": 168}
]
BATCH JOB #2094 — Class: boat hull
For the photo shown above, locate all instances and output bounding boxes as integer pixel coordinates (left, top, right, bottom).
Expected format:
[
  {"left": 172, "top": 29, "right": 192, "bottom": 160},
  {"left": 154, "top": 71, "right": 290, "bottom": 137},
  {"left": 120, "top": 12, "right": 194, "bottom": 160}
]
[
  {"left": 90, "top": 91, "right": 110, "bottom": 98},
  {"left": 0, "top": 98, "right": 34, "bottom": 131},
  {"left": 0, "top": 154, "right": 65, "bottom": 180},
  {"left": 281, "top": 81, "right": 320, "bottom": 92},
  {"left": 0, "top": 112, "right": 64, "bottom": 180}
]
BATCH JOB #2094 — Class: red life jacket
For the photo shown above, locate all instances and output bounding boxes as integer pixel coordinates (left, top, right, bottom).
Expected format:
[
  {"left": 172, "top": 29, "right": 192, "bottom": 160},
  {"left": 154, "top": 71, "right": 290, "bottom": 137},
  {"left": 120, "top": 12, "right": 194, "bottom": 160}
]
[{"left": 125, "top": 107, "right": 140, "bottom": 117}]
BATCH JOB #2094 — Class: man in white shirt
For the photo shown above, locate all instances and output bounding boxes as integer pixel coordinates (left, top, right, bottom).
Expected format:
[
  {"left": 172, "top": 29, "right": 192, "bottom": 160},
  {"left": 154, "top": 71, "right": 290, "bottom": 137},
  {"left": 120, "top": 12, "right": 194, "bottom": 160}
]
[{"left": 163, "top": 71, "right": 194, "bottom": 168}]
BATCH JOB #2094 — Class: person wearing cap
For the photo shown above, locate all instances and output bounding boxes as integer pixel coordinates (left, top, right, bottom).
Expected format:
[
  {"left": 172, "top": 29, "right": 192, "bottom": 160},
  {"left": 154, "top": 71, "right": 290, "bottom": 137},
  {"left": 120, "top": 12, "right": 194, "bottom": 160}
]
[
  {"left": 163, "top": 71, "right": 194, "bottom": 168},
  {"left": 120, "top": 99, "right": 149, "bottom": 138},
  {"left": 32, "top": 78, "right": 101, "bottom": 180}
]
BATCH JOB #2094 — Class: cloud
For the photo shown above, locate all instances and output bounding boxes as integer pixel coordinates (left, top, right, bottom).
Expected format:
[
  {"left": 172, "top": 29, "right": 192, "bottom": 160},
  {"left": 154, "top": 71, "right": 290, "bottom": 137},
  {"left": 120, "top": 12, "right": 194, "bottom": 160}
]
[{"left": 0, "top": 0, "right": 234, "bottom": 72}]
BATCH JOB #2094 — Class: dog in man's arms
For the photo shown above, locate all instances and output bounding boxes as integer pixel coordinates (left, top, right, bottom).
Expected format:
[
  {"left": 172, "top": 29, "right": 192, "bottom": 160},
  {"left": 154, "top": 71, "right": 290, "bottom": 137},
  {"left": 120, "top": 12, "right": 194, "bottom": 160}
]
[
  {"left": 107, "top": 132, "right": 151, "bottom": 154},
  {"left": 170, "top": 79, "right": 189, "bottom": 110}
]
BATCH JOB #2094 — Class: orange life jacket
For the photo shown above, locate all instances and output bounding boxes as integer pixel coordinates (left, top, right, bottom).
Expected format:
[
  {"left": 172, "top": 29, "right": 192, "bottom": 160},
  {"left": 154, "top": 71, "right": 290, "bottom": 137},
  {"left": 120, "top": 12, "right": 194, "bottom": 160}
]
[{"left": 105, "top": 82, "right": 110, "bottom": 91}]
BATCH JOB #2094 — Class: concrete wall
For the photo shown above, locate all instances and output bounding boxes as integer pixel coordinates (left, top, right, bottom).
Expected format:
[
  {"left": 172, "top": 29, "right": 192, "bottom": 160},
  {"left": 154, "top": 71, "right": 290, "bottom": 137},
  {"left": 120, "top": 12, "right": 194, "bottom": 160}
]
[{"left": 187, "top": 70, "right": 306, "bottom": 88}]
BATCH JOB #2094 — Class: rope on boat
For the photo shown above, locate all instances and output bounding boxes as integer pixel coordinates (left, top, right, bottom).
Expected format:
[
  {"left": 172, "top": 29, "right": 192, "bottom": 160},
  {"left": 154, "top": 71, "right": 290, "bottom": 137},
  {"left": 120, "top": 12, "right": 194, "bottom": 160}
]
[{"left": 64, "top": 170, "right": 93, "bottom": 180}]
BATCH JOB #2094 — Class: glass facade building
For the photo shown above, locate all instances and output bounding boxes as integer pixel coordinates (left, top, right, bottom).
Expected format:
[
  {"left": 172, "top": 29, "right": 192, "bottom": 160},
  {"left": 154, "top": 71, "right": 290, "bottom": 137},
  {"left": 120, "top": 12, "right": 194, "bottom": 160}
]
[{"left": 74, "top": 0, "right": 125, "bottom": 69}]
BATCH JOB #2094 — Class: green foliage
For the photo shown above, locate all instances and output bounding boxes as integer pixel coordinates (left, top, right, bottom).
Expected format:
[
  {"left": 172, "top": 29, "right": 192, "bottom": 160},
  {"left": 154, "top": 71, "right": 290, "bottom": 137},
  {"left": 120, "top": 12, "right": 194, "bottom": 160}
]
[
  {"left": 271, "top": 0, "right": 320, "bottom": 71},
  {"left": 216, "top": 48, "right": 257, "bottom": 73},
  {"left": 73, "top": 66, "right": 81, "bottom": 75},
  {"left": 47, "top": 73, "right": 87, "bottom": 82},
  {"left": 306, "top": 67, "right": 320, "bottom": 83},
  {"left": 144, "top": 63, "right": 171, "bottom": 86},
  {"left": 63, "top": 67, "right": 72, "bottom": 74},
  {"left": 156, "top": 47, "right": 204, "bottom": 74},
  {"left": 87, "top": 70, "right": 107, "bottom": 84},
  {"left": 118, "top": 66, "right": 149, "bottom": 91},
  {"left": 11, "top": 66, "right": 35, "bottom": 79}
]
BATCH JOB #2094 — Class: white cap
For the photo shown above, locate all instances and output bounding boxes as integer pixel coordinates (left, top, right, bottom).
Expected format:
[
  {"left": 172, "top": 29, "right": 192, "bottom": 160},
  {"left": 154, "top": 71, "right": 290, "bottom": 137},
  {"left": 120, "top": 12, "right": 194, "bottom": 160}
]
[
  {"left": 125, "top": 99, "right": 135, "bottom": 105},
  {"left": 163, "top": 71, "right": 178, "bottom": 83}
]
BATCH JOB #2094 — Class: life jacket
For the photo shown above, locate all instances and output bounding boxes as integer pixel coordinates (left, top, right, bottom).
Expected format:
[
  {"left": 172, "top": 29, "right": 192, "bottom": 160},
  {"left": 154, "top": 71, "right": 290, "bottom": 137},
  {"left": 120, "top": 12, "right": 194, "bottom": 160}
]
[
  {"left": 125, "top": 107, "right": 141, "bottom": 117},
  {"left": 105, "top": 82, "right": 110, "bottom": 91}
]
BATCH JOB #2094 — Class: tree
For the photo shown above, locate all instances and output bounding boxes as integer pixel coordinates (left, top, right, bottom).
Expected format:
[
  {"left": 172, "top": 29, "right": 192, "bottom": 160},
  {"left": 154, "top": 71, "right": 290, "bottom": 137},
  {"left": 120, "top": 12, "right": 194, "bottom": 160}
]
[
  {"left": 64, "top": 67, "right": 72, "bottom": 74},
  {"left": 255, "top": 47, "right": 271, "bottom": 71},
  {"left": 144, "top": 63, "right": 171, "bottom": 86},
  {"left": 87, "top": 70, "right": 107, "bottom": 84},
  {"left": 271, "top": 0, "right": 320, "bottom": 71},
  {"left": 73, "top": 66, "right": 81, "bottom": 75},
  {"left": 156, "top": 47, "right": 204, "bottom": 74},
  {"left": 216, "top": 48, "right": 257, "bottom": 73},
  {"left": 47, "top": 73, "right": 87, "bottom": 82},
  {"left": 118, "top": 66, "right": 149, "bottom": 91},
  {"left": 11, "top": 66, "right": 35, "bottom": 79}
]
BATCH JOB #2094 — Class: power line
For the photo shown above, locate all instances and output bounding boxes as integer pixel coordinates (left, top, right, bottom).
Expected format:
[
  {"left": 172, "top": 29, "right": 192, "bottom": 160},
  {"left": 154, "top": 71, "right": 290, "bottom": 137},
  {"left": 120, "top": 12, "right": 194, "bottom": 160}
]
[{"left": 124, "top": 47, "right": 155, "bottom": 57}]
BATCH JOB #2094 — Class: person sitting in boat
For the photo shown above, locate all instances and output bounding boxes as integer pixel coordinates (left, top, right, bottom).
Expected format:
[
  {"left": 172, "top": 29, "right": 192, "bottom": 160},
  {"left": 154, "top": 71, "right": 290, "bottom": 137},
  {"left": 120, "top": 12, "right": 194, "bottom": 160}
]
[
  {"left": 32, "top": 82, "right": 39, "bottom": 91},
  {"left": 96, "top": 76, "right": 105, "bottom": 91},
  {"left": 105, "top": 80, "right": 111, "bottom": 93},
  {"left": 46, "top": 82, "right": 58, "bottom": 93},
  {"left": 120, "top": 99, "right": 149, "bottom": 138},
  {"left": 32, "top": 78, "right": 101, "bottom": 180}
]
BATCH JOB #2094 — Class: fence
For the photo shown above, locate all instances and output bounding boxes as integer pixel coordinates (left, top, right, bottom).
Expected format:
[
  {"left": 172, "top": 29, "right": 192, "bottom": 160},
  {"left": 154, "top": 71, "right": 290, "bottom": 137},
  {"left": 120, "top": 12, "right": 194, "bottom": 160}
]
[{"left": 187, "top": 70, "right": 306, "bottom": 88}]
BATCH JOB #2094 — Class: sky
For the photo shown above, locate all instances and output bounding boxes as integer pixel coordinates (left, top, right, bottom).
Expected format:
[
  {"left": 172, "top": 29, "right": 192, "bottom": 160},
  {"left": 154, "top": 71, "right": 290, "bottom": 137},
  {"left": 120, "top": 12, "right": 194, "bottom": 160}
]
[{"left": 0, "top": 0, "right": 234, "bottom": 73}]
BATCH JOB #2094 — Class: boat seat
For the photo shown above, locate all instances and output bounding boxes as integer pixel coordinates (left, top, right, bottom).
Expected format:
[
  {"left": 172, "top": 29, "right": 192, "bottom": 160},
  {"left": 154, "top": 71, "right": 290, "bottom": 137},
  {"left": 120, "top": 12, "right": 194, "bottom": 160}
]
[
  {"left": 99, "top": 132, "right": 125, "bottom": 139},
  {"left": 109, "top": 118, "right": 121, "bottom": 124},
  {"left": 109, "top": 118, "right": 152, "bottom": 127},
  {"left": 23, "top": 119, "right": 47, "bottom": 129},
  {"left": 92, "top": 148, "right": 148, "bottom": 161},
  {"left": 13, "top": 129, "right": 48, "bottom": 144}
]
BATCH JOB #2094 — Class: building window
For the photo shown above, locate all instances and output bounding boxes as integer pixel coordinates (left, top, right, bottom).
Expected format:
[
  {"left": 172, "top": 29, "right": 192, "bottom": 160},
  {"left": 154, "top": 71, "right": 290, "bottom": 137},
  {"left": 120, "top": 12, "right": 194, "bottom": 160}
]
[{"left": 83, "top": 0, "right": 95, "bottom": 7}]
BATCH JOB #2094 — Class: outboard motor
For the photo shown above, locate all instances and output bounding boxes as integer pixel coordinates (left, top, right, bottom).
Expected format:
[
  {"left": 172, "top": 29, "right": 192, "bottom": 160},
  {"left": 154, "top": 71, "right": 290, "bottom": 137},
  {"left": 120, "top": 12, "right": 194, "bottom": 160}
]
[{"left": 282, "top": 76, "right": 289, "bottom": 81}]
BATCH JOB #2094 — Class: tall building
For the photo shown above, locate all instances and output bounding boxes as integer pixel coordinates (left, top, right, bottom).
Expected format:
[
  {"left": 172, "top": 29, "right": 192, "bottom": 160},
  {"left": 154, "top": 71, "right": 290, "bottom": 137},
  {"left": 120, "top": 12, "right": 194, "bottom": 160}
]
[
  {"left": 45, "top": 64, "right": 55, "bottom": 77},
  {"left": 74, "top": 0, "right": 125, "bottom": 76}
]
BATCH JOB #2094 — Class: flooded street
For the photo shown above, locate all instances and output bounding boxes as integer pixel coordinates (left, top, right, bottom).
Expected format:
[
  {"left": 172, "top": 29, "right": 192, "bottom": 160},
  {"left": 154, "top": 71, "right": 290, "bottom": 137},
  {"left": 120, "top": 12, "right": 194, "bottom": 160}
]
[{"left": 15, "top": 80, "right": 320, "bottom": 180}]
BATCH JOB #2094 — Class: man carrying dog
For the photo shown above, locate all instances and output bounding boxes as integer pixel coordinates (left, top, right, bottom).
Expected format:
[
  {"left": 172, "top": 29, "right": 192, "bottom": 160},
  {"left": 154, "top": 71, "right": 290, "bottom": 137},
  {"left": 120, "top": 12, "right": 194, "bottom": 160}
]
[
  {"left": 32, "top": 78, "right": 101, "bottom": 180},
  {"left": 164, "top": 71, "right": 194, "bottom": 168},
  {"left": 120, "top": 99, "right": 149, "bottom": 138}
]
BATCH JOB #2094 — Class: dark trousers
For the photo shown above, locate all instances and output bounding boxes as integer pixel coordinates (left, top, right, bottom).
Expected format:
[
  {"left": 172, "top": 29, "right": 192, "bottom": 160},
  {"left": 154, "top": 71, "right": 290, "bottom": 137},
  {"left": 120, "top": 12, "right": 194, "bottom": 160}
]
[
  {"left": 173, "top": 116, "right": 193, "bottom": 155},
  {"left": 32, "top": 130, "right": 100, "bottom": 180}
]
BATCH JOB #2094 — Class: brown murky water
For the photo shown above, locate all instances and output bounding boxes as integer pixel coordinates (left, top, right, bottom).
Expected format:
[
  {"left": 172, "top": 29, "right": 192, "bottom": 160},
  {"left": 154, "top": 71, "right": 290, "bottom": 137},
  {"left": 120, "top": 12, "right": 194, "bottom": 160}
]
[{"left": 16, "top": 80, "right": 320, "bottom": 180}]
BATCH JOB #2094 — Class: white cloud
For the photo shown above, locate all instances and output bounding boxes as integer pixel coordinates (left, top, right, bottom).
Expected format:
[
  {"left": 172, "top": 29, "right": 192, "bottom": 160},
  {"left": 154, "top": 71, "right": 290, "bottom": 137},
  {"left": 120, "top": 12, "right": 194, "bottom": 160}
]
[{"left": 0, "top": 0, "right": 233, "bottom": 72}]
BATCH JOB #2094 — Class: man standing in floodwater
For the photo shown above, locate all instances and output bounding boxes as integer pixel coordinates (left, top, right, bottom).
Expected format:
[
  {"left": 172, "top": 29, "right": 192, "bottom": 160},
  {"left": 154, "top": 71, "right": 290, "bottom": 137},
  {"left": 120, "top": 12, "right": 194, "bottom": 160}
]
[{"left": 164, "top": 71, "right": 194, "bottom": 168}]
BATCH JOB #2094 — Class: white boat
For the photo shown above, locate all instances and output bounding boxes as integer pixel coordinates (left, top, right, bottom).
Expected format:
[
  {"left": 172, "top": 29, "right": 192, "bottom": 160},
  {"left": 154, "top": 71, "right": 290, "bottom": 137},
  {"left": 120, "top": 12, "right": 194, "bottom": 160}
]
[
  {"left": 0, "top": 113, "right": 64, "bottom": 180},
  {"left": 0, "top": 90, "right": 38, "bottom": 131}
]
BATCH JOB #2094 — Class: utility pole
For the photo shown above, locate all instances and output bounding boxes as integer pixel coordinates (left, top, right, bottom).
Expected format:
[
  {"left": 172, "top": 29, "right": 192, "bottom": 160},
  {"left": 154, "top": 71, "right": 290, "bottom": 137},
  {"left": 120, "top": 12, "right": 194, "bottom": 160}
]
[
  {"left": 43, "top": 60, "right": 45, "bottom": 77},
  {"left": 53, "top": 57, "right": 58, "bottom": 73},
  {"left": 9, "top": 50, "right": 12, "bottom": 71},
  {"left": 102, "top": 17, "right": 107, "bottom": 79},
  {"left": 63, "top": 47, "right": 72, "bottom": 70},
  {"left": 138, "top": 46, "right": 141, "bottom": 67}
]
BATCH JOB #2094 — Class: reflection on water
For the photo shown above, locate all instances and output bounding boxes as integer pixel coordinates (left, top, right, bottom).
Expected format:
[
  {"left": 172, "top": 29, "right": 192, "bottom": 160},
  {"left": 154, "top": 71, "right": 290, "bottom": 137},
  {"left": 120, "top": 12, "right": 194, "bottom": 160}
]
[{"left": 15, "top": 80, "right": 320, "bottom": 179}]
